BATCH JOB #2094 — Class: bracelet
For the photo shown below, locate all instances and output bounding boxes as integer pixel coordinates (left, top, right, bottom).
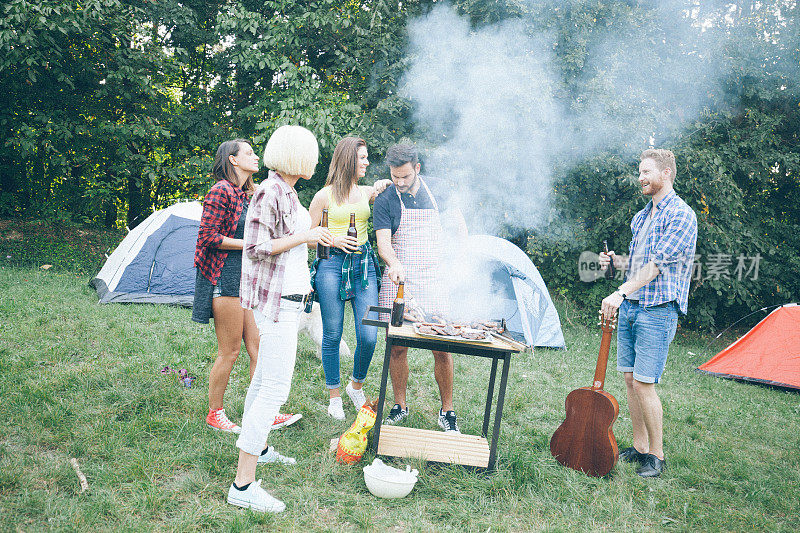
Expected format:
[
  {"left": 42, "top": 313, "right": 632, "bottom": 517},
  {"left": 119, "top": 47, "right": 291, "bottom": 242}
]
[{"left": 615, "top": 290, "right": 627, "bottom": 299}]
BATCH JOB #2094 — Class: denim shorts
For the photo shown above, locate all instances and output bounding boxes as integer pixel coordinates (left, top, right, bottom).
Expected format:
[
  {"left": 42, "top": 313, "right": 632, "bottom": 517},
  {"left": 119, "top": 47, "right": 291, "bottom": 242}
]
[{"left": 616, "top": 300, "right": 678, "bottom": 384}]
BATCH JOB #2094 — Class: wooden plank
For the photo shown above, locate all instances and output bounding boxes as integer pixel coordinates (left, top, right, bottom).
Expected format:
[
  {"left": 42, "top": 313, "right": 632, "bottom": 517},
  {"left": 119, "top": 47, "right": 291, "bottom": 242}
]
[
  {"left": 378, "top": 434, "right": 489, "bottom": 453},
  {"left": 376, "top": 425, "right": 490, "bottom": 468}
]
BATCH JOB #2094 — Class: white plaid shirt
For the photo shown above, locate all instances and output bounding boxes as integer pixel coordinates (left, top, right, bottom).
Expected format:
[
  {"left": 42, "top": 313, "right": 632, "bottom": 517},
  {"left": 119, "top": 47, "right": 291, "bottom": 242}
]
[{"left": 240, "top": 171, "right": 300, "bottom": 321}]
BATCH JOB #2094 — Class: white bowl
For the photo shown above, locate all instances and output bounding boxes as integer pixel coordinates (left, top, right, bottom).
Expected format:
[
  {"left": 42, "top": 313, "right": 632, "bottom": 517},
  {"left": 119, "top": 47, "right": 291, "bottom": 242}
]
[{"left": 363, "top": 458, "right": 419, "bottom": 498}]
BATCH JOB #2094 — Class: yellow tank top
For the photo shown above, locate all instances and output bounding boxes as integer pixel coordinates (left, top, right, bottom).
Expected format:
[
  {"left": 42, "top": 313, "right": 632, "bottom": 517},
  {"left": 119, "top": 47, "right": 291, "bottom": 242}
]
[{"left": 326, "top": 187, "right": 371, "bottom": 246}]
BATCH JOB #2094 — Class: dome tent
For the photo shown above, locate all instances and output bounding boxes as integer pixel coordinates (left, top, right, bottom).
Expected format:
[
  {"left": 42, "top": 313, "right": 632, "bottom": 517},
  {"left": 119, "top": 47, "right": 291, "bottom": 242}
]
[
  {"left": 698, "top": 303, "right": 800, "bottom": 390},
  {"left": 91, "top": 201, "right": 202, "bottom": 305},
  {"left": 443, "top": 235, "right": 566, "bottom": 348}
]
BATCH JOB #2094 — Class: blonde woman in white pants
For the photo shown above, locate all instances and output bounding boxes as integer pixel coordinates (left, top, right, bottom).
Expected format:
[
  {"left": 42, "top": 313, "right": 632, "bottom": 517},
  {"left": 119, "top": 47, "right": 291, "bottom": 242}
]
[{"left": 228, "top": 125, "right": 333, "bottom": 513}]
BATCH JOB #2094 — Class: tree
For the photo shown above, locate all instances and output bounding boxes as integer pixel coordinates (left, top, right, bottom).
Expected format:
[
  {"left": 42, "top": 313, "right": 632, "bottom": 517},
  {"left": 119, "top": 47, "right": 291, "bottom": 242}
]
[{"left": 1, "top": 0, "right": 797, "bottom": 328}]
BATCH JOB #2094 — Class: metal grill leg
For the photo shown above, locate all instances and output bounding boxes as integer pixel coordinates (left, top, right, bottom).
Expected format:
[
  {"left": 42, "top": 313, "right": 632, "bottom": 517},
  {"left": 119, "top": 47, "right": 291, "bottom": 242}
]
[
  {"left": 487, "top": 352, "right": 511, "bottom": 471},
  {"left": 482, "top": 356, "right": 499, "bottom": 438},
  {"left": 372, "top": 337, "right": 393, "bottom": 453}
]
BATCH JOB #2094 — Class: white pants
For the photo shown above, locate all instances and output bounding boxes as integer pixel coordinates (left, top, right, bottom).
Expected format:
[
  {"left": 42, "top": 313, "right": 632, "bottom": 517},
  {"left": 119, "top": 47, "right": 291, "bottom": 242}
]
[{"left": 236, "top": 301, "right": 302, "bottom": 456}]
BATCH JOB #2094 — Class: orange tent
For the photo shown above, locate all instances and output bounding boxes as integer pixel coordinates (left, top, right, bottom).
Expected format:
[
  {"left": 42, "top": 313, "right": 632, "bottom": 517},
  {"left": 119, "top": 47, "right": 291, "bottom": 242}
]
[{"left": 698, "top": 304, "right": 800, "bottom": 390}]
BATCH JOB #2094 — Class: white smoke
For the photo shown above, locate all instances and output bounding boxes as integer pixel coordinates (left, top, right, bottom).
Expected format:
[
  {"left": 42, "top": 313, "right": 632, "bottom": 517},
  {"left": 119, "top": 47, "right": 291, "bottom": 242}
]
[
  {"left": 402, "top": 5, "right": 563, "bottom": 234},
  {"left": 568, "top": 0, "right": 731, "bottom": 157},
  {"left": 399, "top": 1, "right": 796, "bottom": 233}
]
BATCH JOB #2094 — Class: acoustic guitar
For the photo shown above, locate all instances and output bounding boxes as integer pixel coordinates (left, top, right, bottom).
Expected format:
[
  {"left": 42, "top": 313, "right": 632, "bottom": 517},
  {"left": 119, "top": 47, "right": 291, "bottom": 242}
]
[{"left": 550, "top": 312, "right": 619, "bottom": 477}]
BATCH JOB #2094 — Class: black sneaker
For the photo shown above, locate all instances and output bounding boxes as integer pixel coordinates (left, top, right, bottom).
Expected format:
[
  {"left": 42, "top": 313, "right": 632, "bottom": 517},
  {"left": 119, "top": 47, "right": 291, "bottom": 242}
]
[
  {"left": 384, "top": 404, "right": 409, "bottom": 425},
  {"left": 636, "top": 454, "right": 667, "bottom": 478},
  {"left": 438, "top": 410, "right": 460, "bottom": 434},
  {"left": 619, "top": 446, "right": 647, "bottom": 464}
]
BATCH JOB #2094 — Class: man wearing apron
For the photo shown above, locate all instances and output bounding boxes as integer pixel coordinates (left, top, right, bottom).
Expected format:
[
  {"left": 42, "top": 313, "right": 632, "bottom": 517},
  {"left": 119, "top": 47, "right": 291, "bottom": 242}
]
[{"left": 373, "top": 144, "right": 467, "bottom": 433}]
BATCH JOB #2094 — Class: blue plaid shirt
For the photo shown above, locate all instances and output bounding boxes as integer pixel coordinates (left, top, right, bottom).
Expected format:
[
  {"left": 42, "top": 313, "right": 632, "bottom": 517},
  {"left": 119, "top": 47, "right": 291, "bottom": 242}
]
[{"left": 626, "top": 190, "right": 697, "bottom": 315}]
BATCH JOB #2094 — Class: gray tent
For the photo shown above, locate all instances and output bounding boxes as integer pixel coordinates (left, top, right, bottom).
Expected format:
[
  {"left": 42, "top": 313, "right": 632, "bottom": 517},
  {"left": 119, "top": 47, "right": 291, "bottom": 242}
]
[
  {"left": 91, "top": 201, "right": 201, "bottom": 305},
  {"left": 443, "top": 235, "right": 565, "bottom": 348}
]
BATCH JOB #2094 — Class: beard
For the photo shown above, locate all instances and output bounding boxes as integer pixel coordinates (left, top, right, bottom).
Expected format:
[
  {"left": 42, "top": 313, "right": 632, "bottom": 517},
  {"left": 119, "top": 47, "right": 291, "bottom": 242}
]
[{"left": 396, "top": 176, "right": 419, "bottom": 194}]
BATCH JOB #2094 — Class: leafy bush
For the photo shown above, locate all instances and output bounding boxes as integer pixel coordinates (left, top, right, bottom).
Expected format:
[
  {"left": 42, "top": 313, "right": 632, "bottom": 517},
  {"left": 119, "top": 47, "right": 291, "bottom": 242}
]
[
  {"left": 528, "top": 99, "right": 800, "bottom": 330},
  {"left": 0, "top": 220, "right": 123, "bottom": 275}
]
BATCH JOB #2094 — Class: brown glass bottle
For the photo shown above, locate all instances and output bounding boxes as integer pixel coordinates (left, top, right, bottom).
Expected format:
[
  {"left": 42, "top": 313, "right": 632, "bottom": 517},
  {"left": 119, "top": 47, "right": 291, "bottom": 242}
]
[
  {"left": 317, "top": 208, "right": 330, "bottom": 259},
  {"left": 391, "top": 282, "right": 405, "bottom": 327},
  {"left": 603, "top": 240, "right": 616, "bottom": 280},
  {"left": 347, "top": 212, "right": 361, "bottom": 254}
]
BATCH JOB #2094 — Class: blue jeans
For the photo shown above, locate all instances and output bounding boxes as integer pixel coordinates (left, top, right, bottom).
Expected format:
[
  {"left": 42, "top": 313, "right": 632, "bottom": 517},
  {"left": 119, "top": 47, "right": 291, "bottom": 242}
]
[
  {"left": 617, "top": 300, "right": 679, "bottom": 384},
  {"left": 316, "top": 252, "right": 379, "bottom": 389}
]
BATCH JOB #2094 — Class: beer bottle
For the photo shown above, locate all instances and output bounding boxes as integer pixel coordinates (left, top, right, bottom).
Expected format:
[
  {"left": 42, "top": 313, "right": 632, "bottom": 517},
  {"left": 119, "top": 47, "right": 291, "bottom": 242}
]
[
  {"left": 317, "top": 208, "right": 330, "bottom": 259},
  {"left": 391, "top": 282, "right": 405, "bottom": 327},
  {"left": 304, "top": 289, "right": 315, "bottom": 313},
  {"left": 347, "top": 212, "right": 361, "bottom": 254},
  {"left": 603, "top": 240, "right": 616, "bottom": 280}
]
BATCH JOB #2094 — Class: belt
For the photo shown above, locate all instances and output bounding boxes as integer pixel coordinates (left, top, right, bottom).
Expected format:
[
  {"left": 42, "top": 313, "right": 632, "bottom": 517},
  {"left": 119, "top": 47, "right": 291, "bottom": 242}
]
[
  {"left": 626, "top": 299, "right": 675, "bottom": 309},
  {"left": 281, "top": 293, "right": 312, "bottom": 304}
]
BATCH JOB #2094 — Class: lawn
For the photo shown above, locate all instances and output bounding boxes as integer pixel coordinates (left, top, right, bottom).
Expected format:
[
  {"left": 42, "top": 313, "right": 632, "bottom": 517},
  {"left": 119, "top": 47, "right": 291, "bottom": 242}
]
[{"left": 0, "top": 265, "right": 798, "bottom": 531}]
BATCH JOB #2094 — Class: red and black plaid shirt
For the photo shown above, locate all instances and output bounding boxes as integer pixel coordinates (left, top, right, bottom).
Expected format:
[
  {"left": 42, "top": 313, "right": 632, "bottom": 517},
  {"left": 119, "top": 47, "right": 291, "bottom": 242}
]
[{"left": 194, "top": 179, "right": 249, "bottom": 283}]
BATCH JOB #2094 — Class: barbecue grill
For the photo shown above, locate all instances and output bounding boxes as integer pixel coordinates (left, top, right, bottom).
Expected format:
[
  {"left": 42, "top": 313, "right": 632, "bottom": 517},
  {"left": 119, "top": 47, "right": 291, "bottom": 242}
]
[{"left": 364, "top": 306, "right": 525, "bottom": 471}]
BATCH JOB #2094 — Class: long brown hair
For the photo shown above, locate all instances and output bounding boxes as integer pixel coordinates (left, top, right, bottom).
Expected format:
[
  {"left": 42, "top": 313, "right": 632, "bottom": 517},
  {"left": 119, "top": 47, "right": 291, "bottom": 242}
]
[
  {"left": 212, "top": 139, "right": 256, "bottom": 194},
  {"left": 326, "top": 136, "right": 366, "bottom": 205}
]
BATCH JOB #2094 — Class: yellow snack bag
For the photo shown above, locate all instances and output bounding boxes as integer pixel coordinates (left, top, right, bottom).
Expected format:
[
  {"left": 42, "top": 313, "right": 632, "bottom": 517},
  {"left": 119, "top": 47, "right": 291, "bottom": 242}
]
[{"left": 336, "top": 400, "right": 377, "bottom": 465}]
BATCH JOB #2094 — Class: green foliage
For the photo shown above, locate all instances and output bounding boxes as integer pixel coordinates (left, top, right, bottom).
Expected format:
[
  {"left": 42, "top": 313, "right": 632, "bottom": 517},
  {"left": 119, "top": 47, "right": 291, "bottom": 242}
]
[
  {"left": 0, "top": 0, "right": 427, "bottom": 226},
  {"left": 505, "top": 1, "right": 800, "bottom": 329},
  {"left": 0, "top": 219, "right": 123, "bottom": 274},
  {"left": 1, "top": 0, "right": 798, "bottom": 328},
  {"left": 530, "top": 97, "right": 800, "bottom": 329},
  {"left": 0, "top": 0, "right": 180, "bottom": 226}
]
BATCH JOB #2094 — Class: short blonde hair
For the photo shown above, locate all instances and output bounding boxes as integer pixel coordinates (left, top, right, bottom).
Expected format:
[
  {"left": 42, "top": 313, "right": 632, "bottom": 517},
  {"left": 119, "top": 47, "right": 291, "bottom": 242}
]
[
  {"left": 641, "top": 148, "right": 677, "bottom": 181},
  {"left": 263, "top": 125, "right": 319, "bottom": 177}
]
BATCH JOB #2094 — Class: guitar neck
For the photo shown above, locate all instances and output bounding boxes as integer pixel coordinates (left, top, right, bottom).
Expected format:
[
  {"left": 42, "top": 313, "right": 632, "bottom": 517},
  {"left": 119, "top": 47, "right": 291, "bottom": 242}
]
[{"left": 592, "top": 328, "right": 613, "bottom": 390}]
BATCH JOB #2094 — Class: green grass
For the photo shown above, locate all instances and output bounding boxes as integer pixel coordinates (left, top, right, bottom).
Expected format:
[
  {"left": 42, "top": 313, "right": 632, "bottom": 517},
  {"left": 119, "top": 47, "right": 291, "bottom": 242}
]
[{"left": 1, "top": 266, "right": 798, "bottom": 531}]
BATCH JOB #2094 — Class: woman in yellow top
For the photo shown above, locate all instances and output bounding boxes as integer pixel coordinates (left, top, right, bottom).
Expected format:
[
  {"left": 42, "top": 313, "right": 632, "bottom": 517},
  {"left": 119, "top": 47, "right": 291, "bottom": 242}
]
[{"left": 309, "top": 137, "right": 390, "bottom": 420}]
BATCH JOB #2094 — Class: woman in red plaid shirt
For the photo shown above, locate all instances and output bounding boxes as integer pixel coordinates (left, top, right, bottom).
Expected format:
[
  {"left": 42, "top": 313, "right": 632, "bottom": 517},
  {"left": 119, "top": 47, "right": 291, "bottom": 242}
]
[{"left": 193, "top": 140, "right": 301, "bottom": 434}]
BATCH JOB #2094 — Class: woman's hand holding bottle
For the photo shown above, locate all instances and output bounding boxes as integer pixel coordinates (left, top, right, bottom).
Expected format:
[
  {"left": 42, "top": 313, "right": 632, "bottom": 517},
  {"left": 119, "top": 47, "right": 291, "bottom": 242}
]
[
  {"left": 333, "top": 235, "right": 359, "bottom": 253},
  {"left": 305, "top": 226, "right": 334, "bottom": 247}
]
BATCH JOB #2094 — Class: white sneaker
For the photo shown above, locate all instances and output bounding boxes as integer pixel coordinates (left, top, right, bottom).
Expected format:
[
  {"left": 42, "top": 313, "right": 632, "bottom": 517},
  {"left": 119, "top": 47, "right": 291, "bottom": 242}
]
[
  {"left": 227, "top": 479, "right": 285, "bottom": 513},
  {"left": 345, "top": 382, "right": 367, "bottom": 410},
  {"left": 257, "top": 446, "right": 296, "bottom": 465},
  {"left": 327, "top": 397, "right": 345, "bottom": 420}
]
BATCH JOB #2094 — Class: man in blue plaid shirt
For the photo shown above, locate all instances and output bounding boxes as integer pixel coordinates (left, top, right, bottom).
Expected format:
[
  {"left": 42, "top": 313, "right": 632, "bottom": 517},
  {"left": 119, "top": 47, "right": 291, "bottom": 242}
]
[{"left": 600, "top": 149, "right": 697, "bottom": 478}]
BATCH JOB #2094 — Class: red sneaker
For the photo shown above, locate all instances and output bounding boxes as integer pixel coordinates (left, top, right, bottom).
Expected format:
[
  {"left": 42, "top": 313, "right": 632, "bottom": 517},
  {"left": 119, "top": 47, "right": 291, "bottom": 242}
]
[
  {"left": 271, "top": 413, "right": 302, "bottom": 430},
  {"left": 206, "top": 408, "right": 241, "bottom": 434}
]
